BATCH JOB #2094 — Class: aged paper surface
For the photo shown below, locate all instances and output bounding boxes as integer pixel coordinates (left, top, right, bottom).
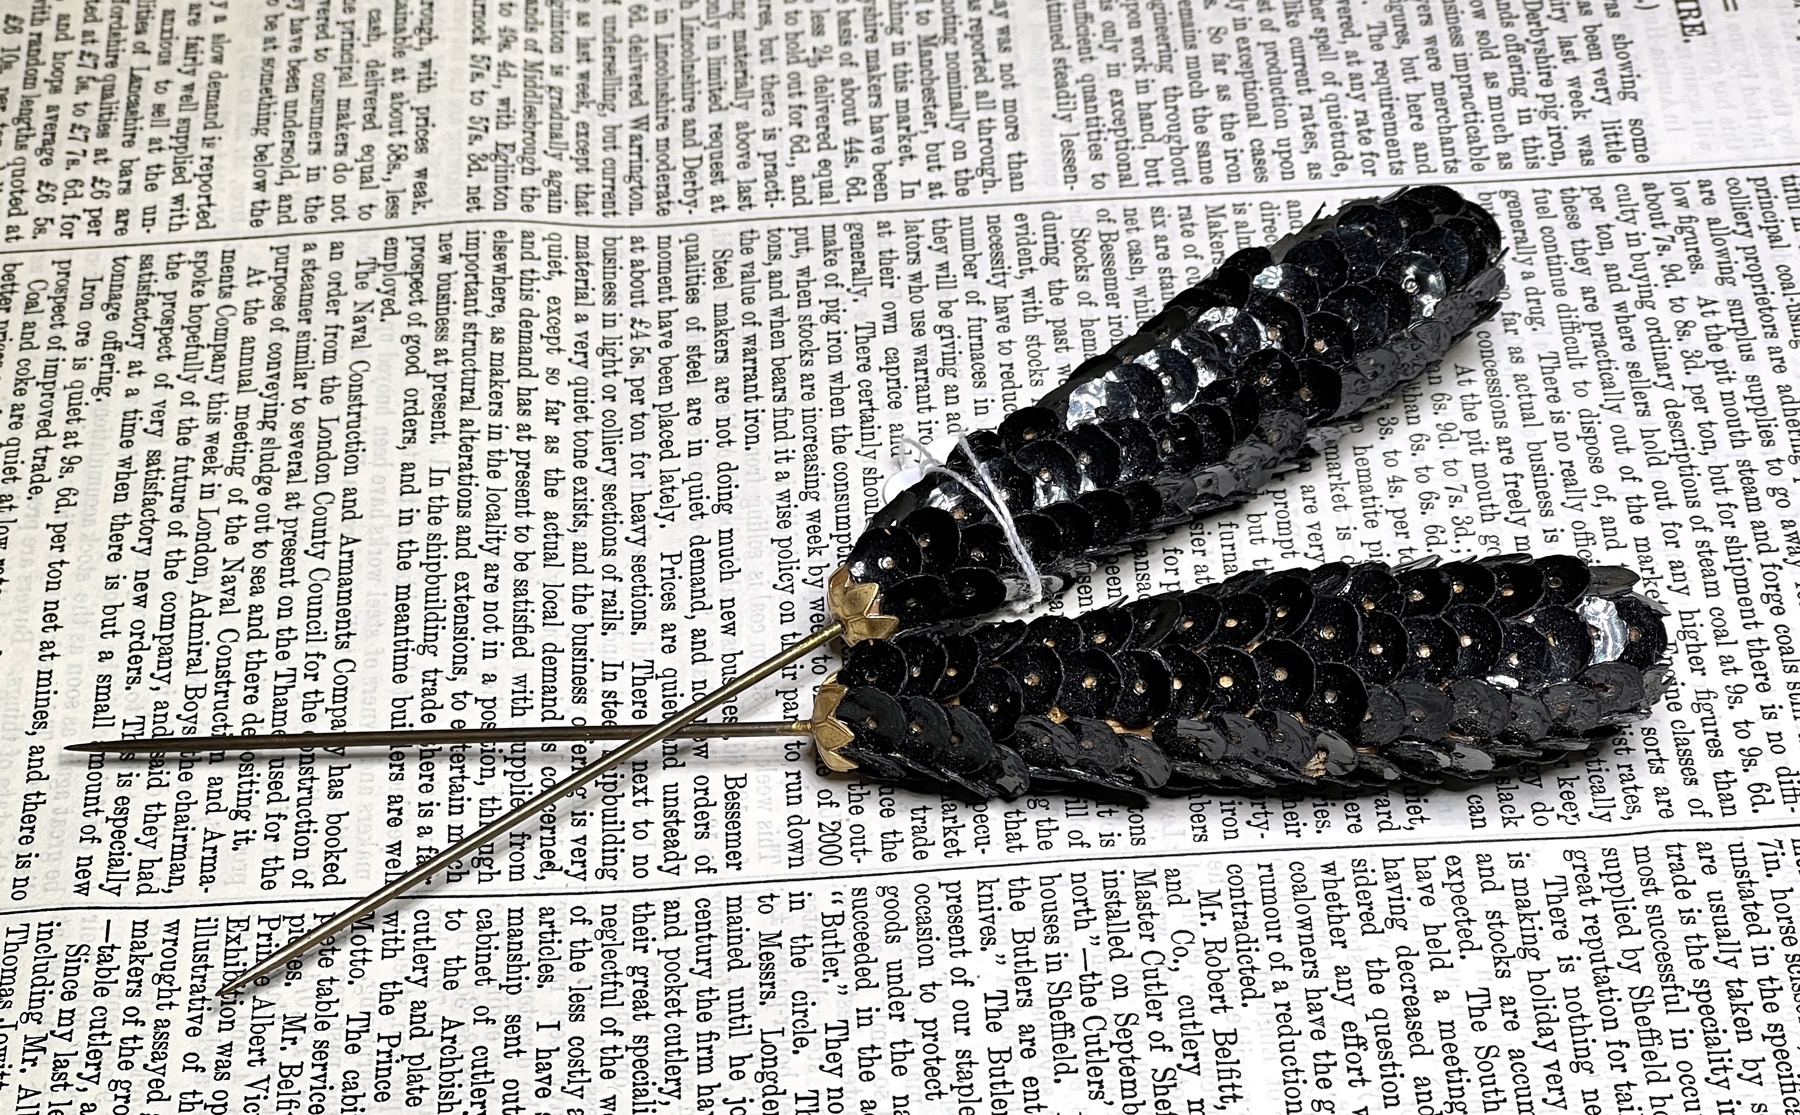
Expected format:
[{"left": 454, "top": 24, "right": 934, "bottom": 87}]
[{"left": 1, "top": 0, "right": 1798, "bottom": 1110}]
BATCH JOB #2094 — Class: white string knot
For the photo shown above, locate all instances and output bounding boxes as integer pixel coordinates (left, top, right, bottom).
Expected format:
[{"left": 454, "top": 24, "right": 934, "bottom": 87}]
[{"left": 901, "top": 434, "right": 1044, "bottom": 610}]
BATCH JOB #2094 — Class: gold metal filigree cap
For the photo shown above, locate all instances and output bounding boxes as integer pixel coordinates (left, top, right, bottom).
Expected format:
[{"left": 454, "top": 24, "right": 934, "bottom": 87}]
[
  {"left": 826, "top": 565, "right": 900, "bottom": 644},
  {"left": 811, "top": 680, "right": 858, "bottom": 772}
]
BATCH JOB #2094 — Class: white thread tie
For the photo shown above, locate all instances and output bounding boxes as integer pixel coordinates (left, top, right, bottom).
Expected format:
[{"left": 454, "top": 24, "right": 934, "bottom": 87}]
[{"left": 901, "top": 434, "right": 1044, "bottom": 609}]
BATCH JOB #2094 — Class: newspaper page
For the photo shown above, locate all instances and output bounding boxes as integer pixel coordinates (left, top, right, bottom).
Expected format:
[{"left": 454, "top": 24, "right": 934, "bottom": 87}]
[{"left": 1, "top": 0, "right": 1798, "bottom": 1111}]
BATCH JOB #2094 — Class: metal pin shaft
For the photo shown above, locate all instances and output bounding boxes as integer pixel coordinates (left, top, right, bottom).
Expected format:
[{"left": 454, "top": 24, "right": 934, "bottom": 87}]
[
  {"left": 66, "top": 720, "right": 812, "bottom": 755},
  {"left": 217, "top": 622, "right": 844, "bottom": 997}
]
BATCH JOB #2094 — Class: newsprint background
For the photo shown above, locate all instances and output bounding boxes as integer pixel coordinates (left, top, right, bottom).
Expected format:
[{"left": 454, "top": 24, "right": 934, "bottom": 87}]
[{"left": 1, "top": 0, "right": 1799, "bottom": 1111}]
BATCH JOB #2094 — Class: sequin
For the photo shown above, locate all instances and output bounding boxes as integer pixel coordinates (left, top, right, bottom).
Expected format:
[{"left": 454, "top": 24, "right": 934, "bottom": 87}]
[
  {"left": 937, "top": 706, "right": 995, "bottom": 774},
  {"left": 1160, "top": 646, "right": 1214, "bottom": 718},
  {"left": 1539, "top": 682, "right": 1603, "bottom": 735},
  {"left": 1304, "top": 660, "right": 1370, "bottom": 739},
  {"left": 1527, "top": 606, "right": 1594, "bottom": 684},
  {"left": 1396, "top": 566, "right": 1453, "bottom": 616},
  {"left": 1489, "top": 622, "right": 1549, "bottom": 689},
  {"left": 1170, "top": 592, "right": 1224, "bottom": 647},
  {"left": 1384, "top": 195, "right": 1436, "bottom": 236},
  {"left": 1580, "top": 662, "right": 1647, "bottom": 718},
  {"left": 1119, "top": 481, "right": 1168, "bottom": 537},
  {"left": 1281, "top": 237, "right": 1351, "bottom": 290},
  {"left": 1484, "top": 559, "right": 1546, "bottom": 618},
  {"left": 1337, "top": 204, "right": 1408, "bottom": 253},
  {"left": 836, "top": 687, "right": 911, "bottom": 754},
  {"left": 1013, "top": 440, "right": 1082, "bottom": 505},
  {"left": 1153, "top": 717, "right": 1230, "bottom": 762},
  {"left": 1148, "top": 413, "right": 1206, "bottom": 471},
  {"left": 1444, "top": 604, "right": 1504, "bottom": 678},
  {"left": 1077, "top": 606, "right": 1135, "bottom": 652},
  {"left": 1254, "top": 639, "right": 1316, "bottom": 708},
  {"left": 956, "top": 670, "right": 1024, "bottom": 738},
  {"left": 1112, "top": 651, "right": 1174, "bottom": 727},
  {"left": 1438, "top": 562, "right": 1497, "bottom": 607},
  {"left": 1199, "top": 646, "right": 1260, "bottom": 712},
  {"left": 1437, "top": 742, "right": 1498, "bottom": 781},
  {"left": 1360, "top": 685, "right": 1408, "bottom": 747},
  {"left": 1380, "top": 252, "right": 1450, "bottom": 316},
  {"left": 1012, "top": 716, "right": 1086, "bottom": 769},
  {"left": 1075, "top": 490, "right": 1133, "bottom": 550},
  {"left": 900, "top": 508, "right": 961, "bottom": 574},
  {"left": 1217, "top": 246, "right": 1274, "bottom": 283},
  {"left": 1407, "top": 226, "right": 1473, "bottom": 287},
  {"left": 1029, "top": 616, "right": 1080, "bottom": 648},
  {"left": 1401, "top": 184, "right": 1473, "bottom": 217},
  {"left": 971, "top": 620, "right": 1028, "bottom": 662},
  {"left": 1140, "top": 347, "right": 1201, "bottom": 411},
  {"left": 935, "top": 635, "right": 981, "bottom": 700},
  {"left": 1011, "top": 512, "right": 1064, "bottom": 570},
  {"left": 847, "top": 526, "right": 922, "bottom": 588},
  {"left": 1302, "top": 312, "right": 1356, "bottom": 362},
  {"left": 1124, "top": 596, "right": 1184, "bottom": 649},
  {"left": 1251, "top": 263, "right": 1323, "bottom": 313},
  {"left": 892, "top": 634, "right": 948, "bottom": 696},
  {"left": 897, "top": 697, "right": 952, "bottom": 760},
  {"left": 1352, "top": 610, "right": 1409, "bottom": 685},
  {"left": 1244, "top": 295, "right": 1307, "bottom": 355},
  {"left": 1253, "top": 709, "right": 1317, "bottom": 770},
  {"left": 1449, "top": 678, "right": 1512, "bottom": 737},
  {"left": 1038, "top": 497, "right": 1092, "bottom": 544},
  {"left": 997, "top": 406, "right": 1064, "bottom": 452},
  {"left": 1536, "top": 554, "right": 1593, "bottom": 607},
  {"left": 921, "top": 470, "right": 992, "bottom": 525},
  {"left": 1454, "top": 201, "right": 1505, "bottom": 259},
  {"left": 958, "top": 522, "right": 1019, "bottom": 574},
  {"left": 840, "top": 639, "right": 908, "bottom": 692},
  {"left": 1577, "top": 595, "right": 1627, "bottom": 663},
  {"left": 1339, "top": 563, "right": 1404, "bottom": 617},
  {"left": 1208, "top": 304, "right": 1279, "bottom": 359},
  {"left": 1214, "top": 593, "right": 1270, "bottom": 647},
  {"left": 1003, "top": 641, "right": 1066, "bottom": 715},
  {"left": 1316, "top": 730, "right": 1361, "bottom": 777},
  {"left": 1120, "top": 736, "right": 1174, "bottom": 789},
  {"left": 1103, "top": 417, "right": 1162, "bottom": 482},
  {"left": 1398, "top": 616, "right": 1459, "bottom": 685},
  {"left": 1260, "top": 575, "right": 1316, "bottom": 639},
  {"left": 1063, "top": 717, "right": 1132, "bottom": 775},
  {"left": 945, "top": 566, "right": 1010, "bottom": 618},
  {"left": 1320, "top": 225, "right": 1384, "bottom": 280},
  {"left": 1213, "top": 712, "right": 1271, "bottom": 764},
  {"left": 1585, "top": 565, "right": 1642, "bottom": 596},
  {"left": 1392, "top": 680, "right": 1455, "bottom": 741},
  {"left": 883, "top": 575, "right": 953, "bottom": 625},
  {"left": 1054, "top": 648, "right": 1122, "bottom": 719},
  {"left": 1443, "top": 217, "right": 1493, "bottom": 278},
  {"left": 1321, "top": 285, "right": 1391, "bottom": 352},
  {"left": 1278, "top": 360, "right": 1338, "bottom": 421}
]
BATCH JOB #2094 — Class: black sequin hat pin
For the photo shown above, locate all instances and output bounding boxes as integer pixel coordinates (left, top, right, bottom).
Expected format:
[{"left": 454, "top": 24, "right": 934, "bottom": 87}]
[{"left": 76, "top": 185, "right": 1673, "bottom": 992}]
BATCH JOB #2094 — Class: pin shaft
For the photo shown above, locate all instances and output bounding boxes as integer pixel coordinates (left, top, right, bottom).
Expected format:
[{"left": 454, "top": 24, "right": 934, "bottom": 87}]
[
  {"left": 217, "top": 622, "right": 844, "bottom": 997},
  {"left": 67, "top": 720, "right": 812, "bottom": 755}
]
